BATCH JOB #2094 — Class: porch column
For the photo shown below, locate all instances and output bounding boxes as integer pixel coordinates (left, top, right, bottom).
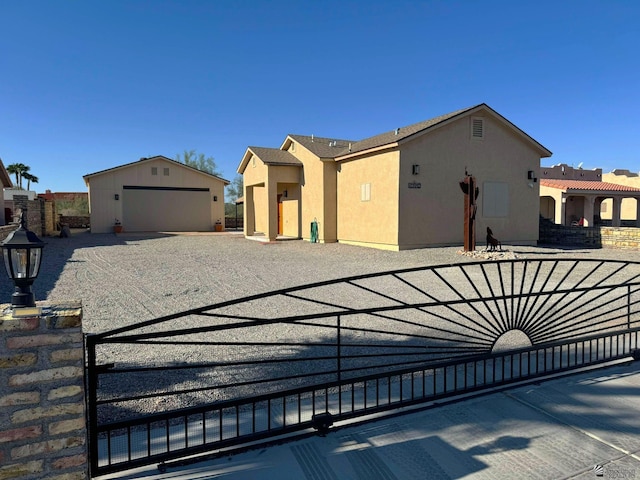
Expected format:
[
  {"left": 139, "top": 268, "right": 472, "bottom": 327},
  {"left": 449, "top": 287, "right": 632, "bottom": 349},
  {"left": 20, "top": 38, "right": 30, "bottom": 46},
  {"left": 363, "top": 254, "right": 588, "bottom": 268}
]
[
  {"left": 243, "top": 186, "right": 255, "bottom": 237},
  {"left": 612, "top": 196, "right": 622, "bottom": 227},
  {"left": 636, "top": 197, "right": 640, "bottom": 227},
  {"left": 266, "top": 174, "right": 278, "bottom": 241},
  {"left": 583, "top": 195, "right": 596, "bottom": 227},
  {"left": 559, "top": 195, "right": 567, "bottom": 226}
]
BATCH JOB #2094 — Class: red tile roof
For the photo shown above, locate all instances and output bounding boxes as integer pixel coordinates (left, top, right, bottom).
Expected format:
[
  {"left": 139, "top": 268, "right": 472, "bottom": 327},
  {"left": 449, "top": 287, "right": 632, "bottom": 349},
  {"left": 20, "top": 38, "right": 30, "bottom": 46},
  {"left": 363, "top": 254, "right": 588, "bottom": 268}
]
[{"left": 540, "top": 179, "right": 640, "bottom": 192}]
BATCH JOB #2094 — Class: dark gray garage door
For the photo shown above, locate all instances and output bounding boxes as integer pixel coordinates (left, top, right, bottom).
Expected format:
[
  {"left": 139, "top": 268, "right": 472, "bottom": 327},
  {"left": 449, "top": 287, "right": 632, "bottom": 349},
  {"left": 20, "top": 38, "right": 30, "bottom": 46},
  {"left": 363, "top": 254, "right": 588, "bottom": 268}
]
[{"left": 122, "top": 186, "right": 211, "bottom": 232}]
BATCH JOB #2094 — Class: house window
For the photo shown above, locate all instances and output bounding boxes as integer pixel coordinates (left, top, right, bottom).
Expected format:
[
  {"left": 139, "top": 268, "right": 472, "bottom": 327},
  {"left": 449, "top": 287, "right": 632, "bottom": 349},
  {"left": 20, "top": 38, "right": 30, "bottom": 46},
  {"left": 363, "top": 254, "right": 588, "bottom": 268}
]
[
  {"left": 483, "top": 181, "right": 508, "bottom": 217},
  {"left": 164, "top": 168, "right": 170, "bottom": 176},
  {"left": 151, "top": 167, "right": 158, "bottom": 175},
  {"left": 471, "top": 117, "right": 484, "bottom": 139},
  {"left": 252, "top": 157, "right": 256, "bottom": 168},
  {"left": 361, "top": 183, "right": 371, "bottom": 202},
  {"left": 290, "top": 142, "right": 295, "bottom": 152},
  {"left": 601, "top": 203, "right": 608, "bottom": 213}
]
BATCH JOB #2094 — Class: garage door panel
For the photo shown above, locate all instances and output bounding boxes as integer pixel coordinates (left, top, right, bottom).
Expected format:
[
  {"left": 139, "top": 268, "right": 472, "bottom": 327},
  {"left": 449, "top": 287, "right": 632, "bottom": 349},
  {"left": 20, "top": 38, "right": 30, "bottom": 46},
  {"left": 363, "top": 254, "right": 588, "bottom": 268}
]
[{"left": 123, "top": 188, "right": 211, "bottom": 231}]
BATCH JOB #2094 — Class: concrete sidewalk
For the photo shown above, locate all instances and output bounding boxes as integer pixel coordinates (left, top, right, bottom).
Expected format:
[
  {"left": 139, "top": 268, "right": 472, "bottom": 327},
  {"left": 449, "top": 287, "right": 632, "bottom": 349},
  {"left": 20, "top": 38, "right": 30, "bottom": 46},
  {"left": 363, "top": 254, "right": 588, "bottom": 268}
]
[{"left": 99, "top": 362, "right": 640, "bottom": 480}]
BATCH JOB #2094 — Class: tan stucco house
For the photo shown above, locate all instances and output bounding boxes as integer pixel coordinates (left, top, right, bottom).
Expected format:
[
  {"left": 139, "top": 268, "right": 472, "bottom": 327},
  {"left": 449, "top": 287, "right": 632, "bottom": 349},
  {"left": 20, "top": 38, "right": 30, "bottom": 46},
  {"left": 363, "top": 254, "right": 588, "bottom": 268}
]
[
  {"left": 238, "top": 103, "right": 552, "bottom": 250},
  {"left": 84, "top": 156, "right": 229, "bottom": 233},
  {"left": 540, "top": 164, "right": 640, "bottom": 227},
  {"left": 0, "top": 159, "right": 13, "bottom": 225}
]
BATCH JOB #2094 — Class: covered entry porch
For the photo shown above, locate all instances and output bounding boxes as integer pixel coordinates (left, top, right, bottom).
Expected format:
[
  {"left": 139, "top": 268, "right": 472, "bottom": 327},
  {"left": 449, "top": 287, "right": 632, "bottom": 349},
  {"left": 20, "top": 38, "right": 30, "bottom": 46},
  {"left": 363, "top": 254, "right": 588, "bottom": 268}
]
[{"left": 540, "top": 179, "right": 640, "bottom": 227}]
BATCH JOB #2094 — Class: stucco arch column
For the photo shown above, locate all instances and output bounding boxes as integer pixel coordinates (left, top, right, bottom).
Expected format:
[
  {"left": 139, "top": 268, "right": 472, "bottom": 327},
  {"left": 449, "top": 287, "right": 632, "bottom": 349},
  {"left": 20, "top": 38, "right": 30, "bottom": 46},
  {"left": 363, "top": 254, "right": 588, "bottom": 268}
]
[
  {"left": 266, "top": 173, "right": 278, "bottom": 241},
  {"left": 559, "top": 195, "right": 567, "bottom": 226},
  {"left": 243, "top": 186, "right": 255, "bottom": 237},
  {"left": 612, "top": 196, "right": 622, "bottom": 227},
  {"left": 583, "top": 195, "right": 596, "bottom": 227},
  {"left": 636, "top": 197, "right": 640, "bottom": 227}
]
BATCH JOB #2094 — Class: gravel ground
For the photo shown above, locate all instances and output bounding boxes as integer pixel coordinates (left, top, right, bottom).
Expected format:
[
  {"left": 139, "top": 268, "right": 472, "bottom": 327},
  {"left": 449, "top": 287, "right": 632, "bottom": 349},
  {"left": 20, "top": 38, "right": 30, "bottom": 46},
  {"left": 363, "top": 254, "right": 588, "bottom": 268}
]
[
  {"left": 7, "top": 230, "right": 638, "bottom": 420},
  {"left": 7, "top": 229, "right": 636, "bottom": 335}
]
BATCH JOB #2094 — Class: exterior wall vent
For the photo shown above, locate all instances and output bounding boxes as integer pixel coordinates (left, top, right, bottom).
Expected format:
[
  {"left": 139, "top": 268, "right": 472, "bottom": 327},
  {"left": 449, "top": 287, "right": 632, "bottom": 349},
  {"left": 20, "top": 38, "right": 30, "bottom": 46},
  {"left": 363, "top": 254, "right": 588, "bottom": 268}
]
[{"left": 471, "top": 118, "right": 484, "bottom": 139}]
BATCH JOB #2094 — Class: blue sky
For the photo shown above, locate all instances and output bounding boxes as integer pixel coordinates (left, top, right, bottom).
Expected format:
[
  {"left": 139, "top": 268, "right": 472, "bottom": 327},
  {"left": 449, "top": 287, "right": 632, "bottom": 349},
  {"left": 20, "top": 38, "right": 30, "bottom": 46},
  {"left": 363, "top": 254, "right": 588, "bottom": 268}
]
[{"left": 1, "top": 1, "right": 638, "bottom": 193}]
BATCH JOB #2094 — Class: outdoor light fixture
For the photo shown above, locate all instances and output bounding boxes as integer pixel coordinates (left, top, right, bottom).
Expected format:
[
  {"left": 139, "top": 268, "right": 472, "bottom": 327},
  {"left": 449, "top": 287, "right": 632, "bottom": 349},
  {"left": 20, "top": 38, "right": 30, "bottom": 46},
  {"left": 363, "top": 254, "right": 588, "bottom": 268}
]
[
  {"left": 527, "top": 170, "right": 534, "bottom": 180},
  {"left": 283, "top": 190, "right": 288, "bottom": 198},
  {"left": 114, "top": 194, "right": 119, "bottom": 200},
  {"left": 1, "top": 213, "right": 45, "bottom": 308},
  {"left": 213, "top": 195, "right": 218, "bottom": 202}
]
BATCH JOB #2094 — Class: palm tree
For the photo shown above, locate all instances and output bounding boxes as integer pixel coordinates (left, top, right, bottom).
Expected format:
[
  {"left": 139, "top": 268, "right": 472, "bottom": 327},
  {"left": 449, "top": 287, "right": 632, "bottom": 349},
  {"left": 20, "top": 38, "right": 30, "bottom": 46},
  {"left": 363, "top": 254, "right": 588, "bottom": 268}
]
[
  {"left": 6, "top": 163, "right": 30, "bottom": 189},
  {"left": 23, "top": 172, "right": 38, "bottom": 191}
]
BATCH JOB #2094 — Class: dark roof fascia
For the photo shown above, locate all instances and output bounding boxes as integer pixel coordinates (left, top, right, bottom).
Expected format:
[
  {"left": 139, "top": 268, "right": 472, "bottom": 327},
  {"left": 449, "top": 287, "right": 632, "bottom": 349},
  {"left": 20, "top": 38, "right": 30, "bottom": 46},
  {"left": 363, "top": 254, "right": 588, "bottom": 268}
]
[
  {"left": 84, "top": 156, "right": 229, "bottom": 185},
  {"left": 335, "top": 103, "right": 553, "bottom": 161},
  {"left": 0, "top": 159, "right": 13, "bottom": 188}
]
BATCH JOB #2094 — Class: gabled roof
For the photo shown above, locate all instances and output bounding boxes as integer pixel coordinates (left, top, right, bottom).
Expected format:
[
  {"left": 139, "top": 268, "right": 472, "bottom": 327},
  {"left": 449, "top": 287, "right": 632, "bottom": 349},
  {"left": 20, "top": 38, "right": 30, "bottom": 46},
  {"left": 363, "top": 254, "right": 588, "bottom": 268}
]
[
  {"left": 248, "top": 147, "right": 302, "bottom": 166},
  {"left": 83, "top": 155, "right": 229, "bottom": 185},
  {"left": 237, "top": 147, "right": 301, "bottom": 173},
  {"left": 285, "top": 135, "right": 354, "bottom": 158},
  {"left": 336, "top": 103, "right": 552, "bottom": 160},
  {"left": 541, "top": 179, "right": 640, "bottom": 193}
]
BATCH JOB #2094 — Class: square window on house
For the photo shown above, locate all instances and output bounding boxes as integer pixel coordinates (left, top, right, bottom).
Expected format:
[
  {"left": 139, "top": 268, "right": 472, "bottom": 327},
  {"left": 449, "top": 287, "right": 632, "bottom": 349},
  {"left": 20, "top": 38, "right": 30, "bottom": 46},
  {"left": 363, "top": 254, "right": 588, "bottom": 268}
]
[
  {"left": 361, "top": 183, "right": 371, "bottom": 202},
  {"left": 471, "top": 117, "right": 484, "bottom": 139},
  {"left": 164, "top": 168, "right": 170, "bottom": 176},
  {"left": 483, "top": 181, "right": 508, "bottom": 217},
  {"left": 151, "top": 167, "right": 158, "bottom": 175},
  {"left": 290, "top": 142, "right": 295, "bottom": 152}
]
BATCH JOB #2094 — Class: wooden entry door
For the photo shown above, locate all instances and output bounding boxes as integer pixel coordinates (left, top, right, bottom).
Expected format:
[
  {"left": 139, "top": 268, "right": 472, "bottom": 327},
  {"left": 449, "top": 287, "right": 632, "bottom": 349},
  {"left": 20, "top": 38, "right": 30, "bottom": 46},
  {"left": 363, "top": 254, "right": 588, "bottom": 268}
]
[{"left": 277, "top": 194, "right": 283, "bottom": 235}]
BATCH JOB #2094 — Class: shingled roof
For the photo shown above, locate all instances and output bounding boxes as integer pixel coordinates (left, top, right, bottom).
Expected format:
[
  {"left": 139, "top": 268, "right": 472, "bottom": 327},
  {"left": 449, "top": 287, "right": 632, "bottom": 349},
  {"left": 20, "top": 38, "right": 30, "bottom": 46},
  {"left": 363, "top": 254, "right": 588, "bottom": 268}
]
[
  {"left": 248, "top": 147, "right": 302, "bottom": 166},
  {"left": 541, "top": 179, "right": 640, "bottom": 193},
  {"left": 287, "top": 135, "right": 354, "bottom": 158}
]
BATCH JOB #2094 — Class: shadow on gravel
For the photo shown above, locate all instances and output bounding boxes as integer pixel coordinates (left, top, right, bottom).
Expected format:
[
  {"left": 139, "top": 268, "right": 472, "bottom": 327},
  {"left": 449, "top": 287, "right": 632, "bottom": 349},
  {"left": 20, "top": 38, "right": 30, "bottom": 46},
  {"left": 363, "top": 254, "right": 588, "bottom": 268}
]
[{"left": 0, "top": 229, "right": 177, "bottom": 304}]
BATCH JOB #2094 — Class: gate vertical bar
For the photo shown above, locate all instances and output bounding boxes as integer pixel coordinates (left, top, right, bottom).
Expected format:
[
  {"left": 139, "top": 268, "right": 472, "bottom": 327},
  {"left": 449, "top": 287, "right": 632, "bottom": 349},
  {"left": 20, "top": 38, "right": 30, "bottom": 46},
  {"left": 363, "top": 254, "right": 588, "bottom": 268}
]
[
  {"left": 337, "top": 315, "right": 342, "bottom": 383},
  {"left": 86, "top": 334, "right": 99, "bottom": 476}
]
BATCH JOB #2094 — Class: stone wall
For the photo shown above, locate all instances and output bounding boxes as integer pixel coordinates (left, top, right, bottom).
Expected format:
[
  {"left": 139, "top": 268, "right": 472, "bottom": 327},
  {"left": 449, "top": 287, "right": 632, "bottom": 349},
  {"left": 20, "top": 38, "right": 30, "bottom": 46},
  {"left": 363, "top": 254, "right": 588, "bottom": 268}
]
[
  {"left": 0, "top": 302, "right": 87, "bottom": 480},
  {"left": 539, "top": 217, "right": 640, "bottom": 249},
  {"left": 4, "top": 197, "right": 44, "bottom": 237},
  {"left": 599, "top": 226, "right": 640, "bottom": 249}
]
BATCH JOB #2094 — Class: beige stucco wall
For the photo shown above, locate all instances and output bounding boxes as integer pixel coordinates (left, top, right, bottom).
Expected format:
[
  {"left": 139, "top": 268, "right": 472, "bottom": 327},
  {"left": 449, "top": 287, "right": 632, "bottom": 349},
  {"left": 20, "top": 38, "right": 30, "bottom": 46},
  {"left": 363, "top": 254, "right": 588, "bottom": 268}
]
[
  {"left": 290, "top": 142, "right": 339, "bottom": 243},
  {"left": 86, "top": 158, "right": 226, "bottom": 233},
  {"left": 337, "top": 149, "right": 400, "bottom": 249},
  {"left": 242, "top": 153, "right": 302, "bottom": 238},
  {"left": 337, "top": 114, "right": 542, "bottom": 250},
  {"left": 601, "top": 172, "right": 640, "bottom": 220}
]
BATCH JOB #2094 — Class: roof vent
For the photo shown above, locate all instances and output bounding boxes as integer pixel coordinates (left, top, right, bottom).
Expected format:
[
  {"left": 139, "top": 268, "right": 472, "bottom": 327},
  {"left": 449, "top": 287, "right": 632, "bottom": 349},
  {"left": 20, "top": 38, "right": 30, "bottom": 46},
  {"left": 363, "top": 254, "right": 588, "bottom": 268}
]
[
  {"left": 348, "top": 143, "right": 352, "bottom": 152},
  {"left": 311, "top": 134, "right": 314, "bottom": 142},
  {"left": 395, "top": 128, "right": 400, "bottom": 135}
]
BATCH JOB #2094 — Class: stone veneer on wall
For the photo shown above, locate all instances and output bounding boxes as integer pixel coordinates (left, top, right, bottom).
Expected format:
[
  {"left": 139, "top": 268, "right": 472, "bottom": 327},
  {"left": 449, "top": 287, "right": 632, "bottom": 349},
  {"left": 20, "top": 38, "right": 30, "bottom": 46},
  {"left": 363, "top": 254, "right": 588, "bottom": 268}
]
[{"left": 0, "top": 301, "right": 87, "bottom": 480}]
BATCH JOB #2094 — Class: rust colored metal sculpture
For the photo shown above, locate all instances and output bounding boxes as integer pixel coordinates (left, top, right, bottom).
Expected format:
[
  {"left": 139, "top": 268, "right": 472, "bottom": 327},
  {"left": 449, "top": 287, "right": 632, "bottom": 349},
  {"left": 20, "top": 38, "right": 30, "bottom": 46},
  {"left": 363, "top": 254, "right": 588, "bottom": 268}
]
[{"left": 459, "top": 171, "right": 479, "bottom": 251}]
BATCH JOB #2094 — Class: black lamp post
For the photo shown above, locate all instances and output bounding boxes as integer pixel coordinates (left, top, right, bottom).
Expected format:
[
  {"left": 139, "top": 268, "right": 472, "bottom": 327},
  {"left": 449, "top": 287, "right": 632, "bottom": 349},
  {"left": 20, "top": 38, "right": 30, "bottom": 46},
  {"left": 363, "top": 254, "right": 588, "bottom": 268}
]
[{"left": 1, "top": 213, "right": 45, "bottom": 307}]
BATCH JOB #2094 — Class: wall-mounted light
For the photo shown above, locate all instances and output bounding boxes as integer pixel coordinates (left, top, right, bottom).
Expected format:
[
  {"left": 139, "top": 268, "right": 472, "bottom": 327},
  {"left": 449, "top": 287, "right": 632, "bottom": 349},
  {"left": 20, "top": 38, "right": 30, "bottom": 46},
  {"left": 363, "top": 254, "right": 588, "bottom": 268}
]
[
  {"left": 114, "top": 194, "right": 119, "bottom": 200},
  {"left": 283, "top": 190, "right": 288, "bottom": 198},
  {"left": 412, "top": 165, "right": 420, "bottom": 175},
  {"left": 527, "top": 170, "right": 534, "bottom": 180},
  {"left": 213, "top": 195, "right": 218, "bottom": 202}
]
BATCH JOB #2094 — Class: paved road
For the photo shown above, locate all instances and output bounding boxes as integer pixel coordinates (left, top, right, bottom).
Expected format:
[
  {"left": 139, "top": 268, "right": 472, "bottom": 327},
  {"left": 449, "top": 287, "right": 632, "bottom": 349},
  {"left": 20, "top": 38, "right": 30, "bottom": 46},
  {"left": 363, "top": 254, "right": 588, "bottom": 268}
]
[{"left": 99, "top": 361, "right": 640, "bottom": 480}]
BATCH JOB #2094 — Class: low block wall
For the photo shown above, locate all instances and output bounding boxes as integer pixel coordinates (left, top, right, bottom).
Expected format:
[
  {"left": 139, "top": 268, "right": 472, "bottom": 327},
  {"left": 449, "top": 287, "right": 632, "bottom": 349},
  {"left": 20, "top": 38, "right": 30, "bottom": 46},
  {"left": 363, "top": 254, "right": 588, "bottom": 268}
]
[
  {"left": 539, "top": 220, "right": 640, "bottom": 250},
  {"left": 0, "top": 301, "right": 87, "bottom": 480}
]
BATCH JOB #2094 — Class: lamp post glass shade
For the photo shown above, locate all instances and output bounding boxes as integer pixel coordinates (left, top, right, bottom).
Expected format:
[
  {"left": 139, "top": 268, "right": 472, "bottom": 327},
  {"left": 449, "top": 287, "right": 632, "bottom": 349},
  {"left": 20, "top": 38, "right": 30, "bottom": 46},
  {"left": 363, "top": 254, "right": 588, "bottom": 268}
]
[{"left": 1, "top": 214, "right": 45, "bottom": 307}]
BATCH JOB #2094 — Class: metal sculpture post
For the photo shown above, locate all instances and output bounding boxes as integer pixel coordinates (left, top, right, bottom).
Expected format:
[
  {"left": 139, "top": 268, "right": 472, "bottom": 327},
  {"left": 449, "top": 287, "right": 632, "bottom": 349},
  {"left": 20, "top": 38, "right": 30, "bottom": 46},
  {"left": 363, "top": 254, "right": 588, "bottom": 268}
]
[{"left": 459, "top": 172, "right": 479, "bottom": 251}]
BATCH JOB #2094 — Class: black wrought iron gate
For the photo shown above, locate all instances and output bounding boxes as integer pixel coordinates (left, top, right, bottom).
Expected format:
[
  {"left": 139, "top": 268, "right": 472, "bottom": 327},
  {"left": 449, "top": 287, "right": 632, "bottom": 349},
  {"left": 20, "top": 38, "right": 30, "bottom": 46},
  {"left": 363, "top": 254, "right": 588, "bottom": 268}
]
[{"left": 86, "top": 259, "right": 640, "bottom": 477}]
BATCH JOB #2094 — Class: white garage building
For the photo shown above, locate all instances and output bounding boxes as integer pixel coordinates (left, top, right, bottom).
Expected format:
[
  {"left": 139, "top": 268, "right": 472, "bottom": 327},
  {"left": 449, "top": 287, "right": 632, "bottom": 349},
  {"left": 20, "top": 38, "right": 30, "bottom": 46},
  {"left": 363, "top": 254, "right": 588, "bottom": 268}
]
[{"left": 84, "top": 156, "right": 229, "bottom": 233}]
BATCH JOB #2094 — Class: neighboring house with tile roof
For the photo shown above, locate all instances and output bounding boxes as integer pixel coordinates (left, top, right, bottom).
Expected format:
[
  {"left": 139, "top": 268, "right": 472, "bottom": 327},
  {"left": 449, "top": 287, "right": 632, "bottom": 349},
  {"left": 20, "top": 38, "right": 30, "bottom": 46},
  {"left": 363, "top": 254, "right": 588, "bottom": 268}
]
[
  {"left": 238, "top": 103, "right": 552, "bottom": 250},
  {"left": 540, "top": 164, "right": 640, "bottom": 227},
  {"left": 84, "top": 156, "right": 229, "bottom": 233}
]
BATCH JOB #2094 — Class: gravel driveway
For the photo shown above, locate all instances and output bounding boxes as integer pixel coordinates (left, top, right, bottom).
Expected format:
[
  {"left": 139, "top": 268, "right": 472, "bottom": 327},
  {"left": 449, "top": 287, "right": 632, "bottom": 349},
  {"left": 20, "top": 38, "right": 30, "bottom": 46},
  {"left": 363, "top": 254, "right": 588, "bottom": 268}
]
[{"left": 2, "top": 229, "right": 636, "bottom": 334}]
